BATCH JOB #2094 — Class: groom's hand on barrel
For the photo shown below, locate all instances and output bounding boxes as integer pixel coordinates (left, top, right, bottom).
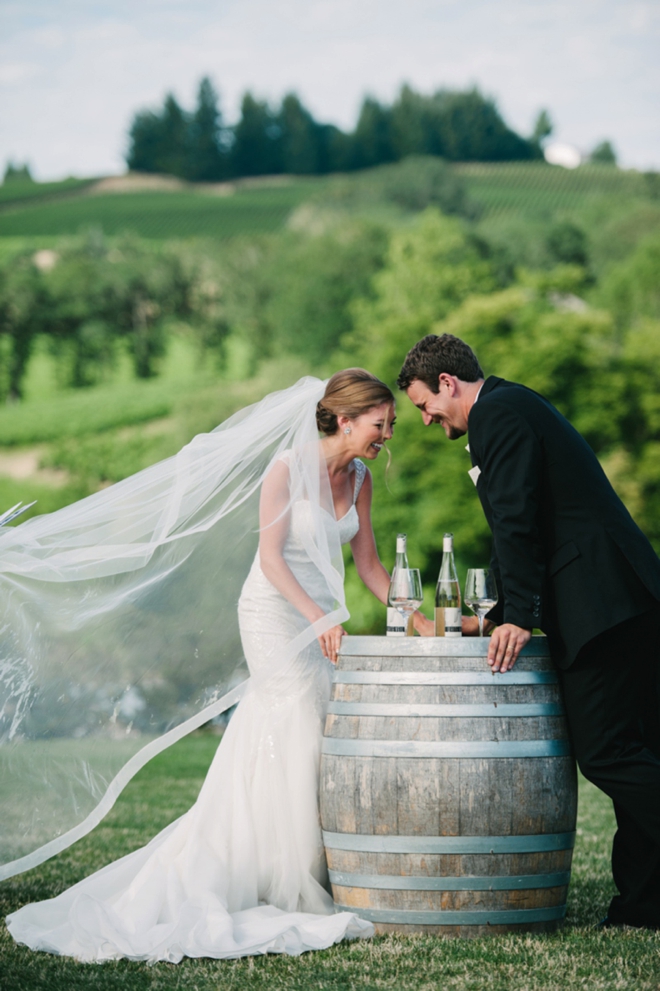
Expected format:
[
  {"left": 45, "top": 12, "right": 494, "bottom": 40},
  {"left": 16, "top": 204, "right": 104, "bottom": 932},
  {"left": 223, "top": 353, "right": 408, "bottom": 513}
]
[
  {"left": 487, "top": 624, "right": 532, "bottom": 672},
  {"left": 413, "top": 612, "right": 435, "bottom": 637}
]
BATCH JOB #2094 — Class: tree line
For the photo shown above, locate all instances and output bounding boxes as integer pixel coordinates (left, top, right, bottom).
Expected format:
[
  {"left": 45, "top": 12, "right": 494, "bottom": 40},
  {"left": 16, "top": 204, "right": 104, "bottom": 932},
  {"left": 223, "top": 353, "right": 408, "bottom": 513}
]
[{"left": 126, "top": 78, "right": 542, "bottom": 181}]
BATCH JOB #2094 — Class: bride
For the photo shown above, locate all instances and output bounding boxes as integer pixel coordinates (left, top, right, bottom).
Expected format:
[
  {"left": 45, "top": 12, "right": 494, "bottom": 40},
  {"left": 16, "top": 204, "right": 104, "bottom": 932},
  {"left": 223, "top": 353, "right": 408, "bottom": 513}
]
[{"left": 5, "top": 368, "right": 427, "bottom": 962}]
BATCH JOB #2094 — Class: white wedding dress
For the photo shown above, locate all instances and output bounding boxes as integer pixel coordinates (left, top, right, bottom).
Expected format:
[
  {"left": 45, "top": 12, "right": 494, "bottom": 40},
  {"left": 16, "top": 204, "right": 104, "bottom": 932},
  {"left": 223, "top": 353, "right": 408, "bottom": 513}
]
[{"left": 6, "top": 458, "right": 373, "bottom": 962}]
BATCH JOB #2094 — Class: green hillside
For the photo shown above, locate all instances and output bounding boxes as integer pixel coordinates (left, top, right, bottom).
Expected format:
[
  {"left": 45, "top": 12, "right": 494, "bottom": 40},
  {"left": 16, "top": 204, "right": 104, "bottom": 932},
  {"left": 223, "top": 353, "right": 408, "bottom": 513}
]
[
  {"left": 0, "top": 176, "right": 95, "bottom": 208},
  {"left": 0, "top": 164, "right": 653, "bottom": 240},
  {"left": 0, "top": 178, "right": 327, "bottom": 239},
  {"left": 455, "top": 162, "right": 650, "bottom": 219}
]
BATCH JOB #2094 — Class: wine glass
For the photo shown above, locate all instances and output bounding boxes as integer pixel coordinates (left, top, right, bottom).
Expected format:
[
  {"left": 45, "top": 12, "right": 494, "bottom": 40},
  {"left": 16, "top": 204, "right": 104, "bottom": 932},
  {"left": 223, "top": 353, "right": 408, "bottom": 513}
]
[
  {"left": 464, "top": 568, "right": 498, "bottom": 637},
  {"left": 388, "top": 568, "right": 423, "bottom": 629}
]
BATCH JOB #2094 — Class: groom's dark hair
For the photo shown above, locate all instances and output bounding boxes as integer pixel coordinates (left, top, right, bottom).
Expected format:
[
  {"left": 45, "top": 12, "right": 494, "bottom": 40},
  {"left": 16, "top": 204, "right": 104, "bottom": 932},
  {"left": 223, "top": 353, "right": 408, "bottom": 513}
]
[{"left": 397, "top": 334, "right": 484, "bottom": 393}]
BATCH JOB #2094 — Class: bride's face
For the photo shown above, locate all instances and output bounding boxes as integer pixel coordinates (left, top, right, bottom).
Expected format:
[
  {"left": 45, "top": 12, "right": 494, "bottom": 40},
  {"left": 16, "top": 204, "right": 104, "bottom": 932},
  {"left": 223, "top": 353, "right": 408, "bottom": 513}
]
[{"left": 345, "top": 402, "right": 396, "bottom": 459}]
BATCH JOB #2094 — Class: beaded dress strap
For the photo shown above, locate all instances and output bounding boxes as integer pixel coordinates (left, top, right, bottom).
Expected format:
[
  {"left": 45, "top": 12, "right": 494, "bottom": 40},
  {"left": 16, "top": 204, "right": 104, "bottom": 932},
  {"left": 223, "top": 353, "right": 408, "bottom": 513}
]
[{"left": 352, "top": 459, "right": 367, "bottom": 503}]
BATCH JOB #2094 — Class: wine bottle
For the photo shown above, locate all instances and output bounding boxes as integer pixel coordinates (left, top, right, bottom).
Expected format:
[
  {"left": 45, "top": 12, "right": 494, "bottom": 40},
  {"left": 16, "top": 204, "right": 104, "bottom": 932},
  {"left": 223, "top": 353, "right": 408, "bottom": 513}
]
[
  {"left": 435, "top": 532, "right": 462, "bottom": 637},
  {"left": 387, "top": 533, "right": 413, "bottom": 636}
]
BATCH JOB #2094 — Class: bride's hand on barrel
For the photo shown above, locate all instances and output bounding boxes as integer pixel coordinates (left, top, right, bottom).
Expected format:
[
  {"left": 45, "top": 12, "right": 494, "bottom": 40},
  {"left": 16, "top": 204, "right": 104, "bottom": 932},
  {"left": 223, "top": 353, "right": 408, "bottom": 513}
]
[
  {"left": 318, "top": 625, "right": 346, "bottom": 664},
  {"left": 487, "top": 623, "right": 532, "bottom": 672}
]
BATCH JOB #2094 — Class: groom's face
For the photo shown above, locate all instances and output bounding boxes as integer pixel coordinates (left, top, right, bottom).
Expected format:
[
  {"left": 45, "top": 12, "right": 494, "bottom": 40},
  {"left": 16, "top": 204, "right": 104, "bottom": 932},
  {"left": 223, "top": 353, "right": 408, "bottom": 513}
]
[{"left": 406, "top": 378, "right": 467, "bottom": 440}]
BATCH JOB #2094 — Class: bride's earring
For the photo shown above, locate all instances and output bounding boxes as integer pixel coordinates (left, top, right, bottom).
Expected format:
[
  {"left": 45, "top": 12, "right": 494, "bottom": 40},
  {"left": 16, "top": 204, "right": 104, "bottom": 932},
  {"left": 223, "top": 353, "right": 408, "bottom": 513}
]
[{"left": 344, "top": 427, "right": 351, "bottom": 435}]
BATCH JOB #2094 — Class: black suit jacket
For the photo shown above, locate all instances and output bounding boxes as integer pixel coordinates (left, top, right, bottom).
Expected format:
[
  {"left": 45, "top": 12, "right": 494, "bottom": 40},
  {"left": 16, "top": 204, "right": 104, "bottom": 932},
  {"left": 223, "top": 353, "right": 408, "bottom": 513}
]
[{"left": 467, "top": 377, "right": 660, "bottom": 668}]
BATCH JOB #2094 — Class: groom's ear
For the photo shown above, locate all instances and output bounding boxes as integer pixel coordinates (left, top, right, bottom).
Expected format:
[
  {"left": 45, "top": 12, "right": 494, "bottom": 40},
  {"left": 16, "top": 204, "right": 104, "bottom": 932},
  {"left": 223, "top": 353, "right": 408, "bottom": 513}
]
[{"left": 438, "top": 373, "right": 456, "bottom": 395}]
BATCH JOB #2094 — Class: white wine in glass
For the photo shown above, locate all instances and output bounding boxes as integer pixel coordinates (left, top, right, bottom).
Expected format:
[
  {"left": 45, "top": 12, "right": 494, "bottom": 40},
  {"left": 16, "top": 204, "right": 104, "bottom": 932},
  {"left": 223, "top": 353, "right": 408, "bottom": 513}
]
[
  {"left": 388, "top": 568, "right": 423, "bottom": 627},
  {"left": 464, "top": 568, "right": 498, "bottom": 637}
]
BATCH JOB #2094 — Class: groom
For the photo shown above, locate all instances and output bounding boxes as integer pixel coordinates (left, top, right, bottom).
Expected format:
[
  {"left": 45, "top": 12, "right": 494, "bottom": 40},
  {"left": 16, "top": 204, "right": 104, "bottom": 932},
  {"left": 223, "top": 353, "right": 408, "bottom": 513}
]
[{"left": 397, "top": 333, "right": 660, "bottom": 930}]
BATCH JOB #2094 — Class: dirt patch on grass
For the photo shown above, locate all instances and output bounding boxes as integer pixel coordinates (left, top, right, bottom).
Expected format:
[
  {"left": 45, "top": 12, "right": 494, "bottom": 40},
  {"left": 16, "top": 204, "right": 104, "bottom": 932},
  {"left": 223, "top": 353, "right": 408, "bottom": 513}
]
[{"left": 0, "top": 446, "right": 69, "bottom": 486}]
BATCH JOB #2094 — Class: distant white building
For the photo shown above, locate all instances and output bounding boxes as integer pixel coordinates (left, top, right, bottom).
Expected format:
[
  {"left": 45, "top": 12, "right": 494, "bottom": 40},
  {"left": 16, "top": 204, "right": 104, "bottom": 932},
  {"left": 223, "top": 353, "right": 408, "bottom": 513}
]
[{"left": 544, "top": 142, "right": 582, "bottom": 169}]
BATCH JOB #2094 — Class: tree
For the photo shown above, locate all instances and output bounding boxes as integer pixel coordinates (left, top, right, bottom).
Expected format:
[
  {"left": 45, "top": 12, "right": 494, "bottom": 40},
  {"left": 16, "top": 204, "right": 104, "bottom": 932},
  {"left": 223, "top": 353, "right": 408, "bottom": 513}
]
[
  {"left": 277, "top": 93, "right": 321, "bottom": 174},
  {"left": 546, "top": 221, "right": 589, "bottom": 267},
  {"left": 599, "top": 233, "right": 660, "bottom": 329},
  {"left": 590, "top": 140, "right": 617, "bottom": 165},
  {"left": 435, "top": 89, "right": 536, "bottom": 161},
  {"left": 230, "top": 93, "right": 281, "bottom": 177},
  {"left": 387, "top": 85, "right": 536, "bottom": 163},
  {"left": 389, "top": 85, "right": 432, "bottom": 159},
  {"left": 186, "top": 77, "right": 229, "bottom": 181},
  {"left": 532, "top": 110, "right": 553, "bottom": 148},
  {"left": 157, "top": 95, "right": 189, "bottom": 178},
  {"left": 45, "top": 237, "right": 118, "bottom": 387},
  {"left": 263, "top": 220, "right": 388, "bottom": 364},
  {"left": 0, "top": 255, "right": 49, "bottom": 401},
  {"left": 126, "top": 94, "right": 189, "bottom": 177},
  {"left": 369, "top": 156, "right": 474, "bottom": 216},
  {"left": 351, "top": 97, "right": 395, "bottom": 169},
  {"left": 3, "top": 162, "right": 33, "bottom": 184}
]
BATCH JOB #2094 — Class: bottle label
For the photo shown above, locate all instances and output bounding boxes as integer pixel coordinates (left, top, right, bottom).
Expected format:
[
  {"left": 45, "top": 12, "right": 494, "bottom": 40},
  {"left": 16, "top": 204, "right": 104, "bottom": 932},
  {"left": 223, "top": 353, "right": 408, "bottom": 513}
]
[
  {"left": 435, "top": 606, "right": 462, "bottom": 637},
  {"left": 386, "top": 607, "right": 406, "bottom": 637}
]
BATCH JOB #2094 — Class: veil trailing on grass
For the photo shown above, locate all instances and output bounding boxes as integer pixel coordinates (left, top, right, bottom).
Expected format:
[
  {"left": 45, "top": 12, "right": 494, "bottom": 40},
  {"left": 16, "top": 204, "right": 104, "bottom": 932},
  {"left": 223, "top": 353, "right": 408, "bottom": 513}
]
[{"left": 0, "top": 376, "right": 347, "bottom": 881}]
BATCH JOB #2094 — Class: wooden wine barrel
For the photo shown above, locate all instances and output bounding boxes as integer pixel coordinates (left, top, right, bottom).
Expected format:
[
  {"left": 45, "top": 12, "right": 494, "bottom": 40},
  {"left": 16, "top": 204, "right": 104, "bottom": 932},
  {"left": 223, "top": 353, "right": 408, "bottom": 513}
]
[{"left": 320, "top": 636, "right": 577, "bottom": 937}]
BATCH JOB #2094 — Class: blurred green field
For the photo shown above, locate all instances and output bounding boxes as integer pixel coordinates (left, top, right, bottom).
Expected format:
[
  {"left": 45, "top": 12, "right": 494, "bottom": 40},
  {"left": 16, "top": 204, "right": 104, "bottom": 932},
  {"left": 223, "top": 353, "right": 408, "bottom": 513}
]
[
  {"left": 0, "top": 180, "right": 326, "bottom": 239},
  {"left": 0, "top": 177, "right": 95, "bottom": 209},
  {"left": 455, "top": 162, "right": 650, "bottom": 219},
  {"left": 0, "top": 164, "right": 652, "bottom": 241}
]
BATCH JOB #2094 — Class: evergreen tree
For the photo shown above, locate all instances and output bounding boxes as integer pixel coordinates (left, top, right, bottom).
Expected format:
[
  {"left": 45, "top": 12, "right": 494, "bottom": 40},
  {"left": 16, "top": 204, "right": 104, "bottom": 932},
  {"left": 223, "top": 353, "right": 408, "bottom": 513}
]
[
  {"left": 186, "top": 77, "right": 229, "bottom": 181},
  {"left": 387, "top": 85, "right": 536, "bottom": 163},
  {"left": 230, "top": 93, "right": 281, "bottom": 176},
  {"left": 389, "top": 86, "right": 431, "bottom": 159},
  {"left": 433, "top": 88, "right": 535, "bottom": 161},
  {"left": 157, "top": 95, "right": 189, "bottom": 177},
  {"left": 126, "top": 111, "right": 162, "bottom": 173},
  {"left": 277, "top": 93, "right": 320, "bottom": 174},
  {"left": 321, "top": 125, "right": 353, "bottom": 173},
  {"left": 532, "top": 110, "right": 553, "bottom": 147},
  {"left": 126, "top": 94, "right": 188, "bottom": 177},
  {"left": 352, "top": 97, "right": 395, "bottom": 169},
  {"left": 3, "top": 162, "right": 33, "bottom": 183}
]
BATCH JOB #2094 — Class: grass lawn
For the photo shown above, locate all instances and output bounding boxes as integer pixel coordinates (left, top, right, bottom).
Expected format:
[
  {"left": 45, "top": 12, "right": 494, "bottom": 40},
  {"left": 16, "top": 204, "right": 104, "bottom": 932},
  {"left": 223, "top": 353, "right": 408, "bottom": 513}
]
[{"left": 1, "top": 735, "right": 659, "bottom": 991}]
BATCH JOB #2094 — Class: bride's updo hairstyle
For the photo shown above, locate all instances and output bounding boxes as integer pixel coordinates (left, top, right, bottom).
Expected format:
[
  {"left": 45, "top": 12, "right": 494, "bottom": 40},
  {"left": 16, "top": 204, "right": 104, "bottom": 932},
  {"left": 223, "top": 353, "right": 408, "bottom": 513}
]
[{"left": 316, "top": 368, "right": 394, "bottom": 435}]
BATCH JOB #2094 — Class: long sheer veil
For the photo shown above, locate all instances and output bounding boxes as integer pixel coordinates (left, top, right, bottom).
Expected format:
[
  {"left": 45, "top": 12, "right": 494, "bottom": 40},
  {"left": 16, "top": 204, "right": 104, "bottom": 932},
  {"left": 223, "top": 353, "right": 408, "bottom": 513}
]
[{"left": 0, "top": 376, "right": 347, "bottom": 880}]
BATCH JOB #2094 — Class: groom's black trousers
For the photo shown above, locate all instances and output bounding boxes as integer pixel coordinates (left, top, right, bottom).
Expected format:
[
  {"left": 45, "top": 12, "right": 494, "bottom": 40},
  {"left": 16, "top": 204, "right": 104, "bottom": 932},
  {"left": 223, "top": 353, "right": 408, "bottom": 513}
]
[{"left": 557, "top": 606, "right": 660, "bottom": 926}]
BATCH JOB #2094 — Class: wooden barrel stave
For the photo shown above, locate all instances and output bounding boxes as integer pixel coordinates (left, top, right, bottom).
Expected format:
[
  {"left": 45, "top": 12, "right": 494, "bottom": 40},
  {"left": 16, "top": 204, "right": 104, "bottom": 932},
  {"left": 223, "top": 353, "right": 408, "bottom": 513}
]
[
  {"left": 322, "top": 756, "right": 576, "bottom": 835},
  {"left": 320, "top": 636, "right": 577, "bottom": 936},
  {"left": 326, "top": 714, "right": 568, "bottom": 741},
  {"left": 326, "top": 850, "right": 574, "bottom": 879}
]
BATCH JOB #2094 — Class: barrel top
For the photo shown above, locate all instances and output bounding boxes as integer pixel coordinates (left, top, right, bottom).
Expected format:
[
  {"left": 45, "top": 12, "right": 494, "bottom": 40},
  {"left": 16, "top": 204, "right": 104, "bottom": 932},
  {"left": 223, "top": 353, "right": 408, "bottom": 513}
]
[{"left": 339, "top": 635, "right": 550, "bottom": 658}]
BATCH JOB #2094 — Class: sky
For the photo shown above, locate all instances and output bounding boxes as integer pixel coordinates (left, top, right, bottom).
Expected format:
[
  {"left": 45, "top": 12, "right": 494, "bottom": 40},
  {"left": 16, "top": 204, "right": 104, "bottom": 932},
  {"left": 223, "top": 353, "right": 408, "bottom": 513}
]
[{"left": 1, "top": 0, "right": 659, "bottom": 180}]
